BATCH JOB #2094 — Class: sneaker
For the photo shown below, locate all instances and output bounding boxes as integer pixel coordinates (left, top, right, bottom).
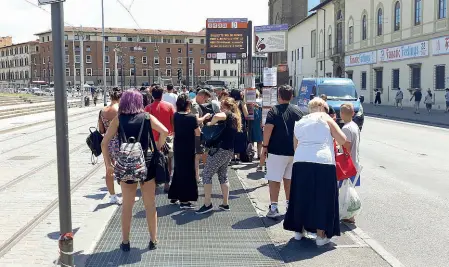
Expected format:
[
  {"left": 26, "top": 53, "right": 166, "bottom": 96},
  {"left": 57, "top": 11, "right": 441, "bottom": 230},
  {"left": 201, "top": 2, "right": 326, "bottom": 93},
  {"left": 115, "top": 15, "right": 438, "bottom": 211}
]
[
  {"left": 149, "top": 240, "right": 157, "bottom": 250},
  {"left": 256, "top": 166, "right": 264, "bottom": 172},
  {"left": 170, "top": 199, "right": 179, "bottom": 205},
  {"left": 294, "top": 232, "right": 303, "bottom": 241},
  {"left": 266, "top": 205, "right": 280, "bottom": 218},
  {"left": 120, "top": 242, "right": 130, "bottom": 252},
  {"left": 316, "top": 236, "right": 330, "bottom": 246},
  {"left": 196, "top": 204, "right": 213, "bottom": 214},
  {"left": 109, "top": 195, "right": 122, "bottom": 205},
  {"left": 180, "top": 202, "right": 195, "bottom": 209},
  {"left": 219, "top": 204, "right": 230, "bottom": 211}
]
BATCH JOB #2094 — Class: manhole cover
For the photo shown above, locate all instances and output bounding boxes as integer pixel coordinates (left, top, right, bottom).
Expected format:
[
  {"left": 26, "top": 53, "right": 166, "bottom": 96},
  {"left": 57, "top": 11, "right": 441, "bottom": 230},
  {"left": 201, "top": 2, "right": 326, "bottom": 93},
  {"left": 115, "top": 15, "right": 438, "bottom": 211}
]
[{"left": 9, "top": 156, "right": 38, "bottom": 160}]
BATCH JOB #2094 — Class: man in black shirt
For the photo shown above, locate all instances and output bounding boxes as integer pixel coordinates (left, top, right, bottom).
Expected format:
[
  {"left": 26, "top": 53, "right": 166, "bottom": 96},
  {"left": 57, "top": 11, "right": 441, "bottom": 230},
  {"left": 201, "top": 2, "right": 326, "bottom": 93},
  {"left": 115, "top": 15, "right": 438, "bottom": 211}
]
[
  {"left": 410, "top": 89, "right": 422, "bottom": 114},
  {"left": 262, "top": 85, "right": 303, "bottom": 218}
]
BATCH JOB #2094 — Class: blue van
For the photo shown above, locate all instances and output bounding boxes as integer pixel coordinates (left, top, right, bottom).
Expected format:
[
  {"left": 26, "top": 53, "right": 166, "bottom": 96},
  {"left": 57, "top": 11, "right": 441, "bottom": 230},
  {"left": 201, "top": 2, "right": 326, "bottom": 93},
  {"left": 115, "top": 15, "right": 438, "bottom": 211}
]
[{"left": 294, "top": 78, "right": 364, "bottom": 130}]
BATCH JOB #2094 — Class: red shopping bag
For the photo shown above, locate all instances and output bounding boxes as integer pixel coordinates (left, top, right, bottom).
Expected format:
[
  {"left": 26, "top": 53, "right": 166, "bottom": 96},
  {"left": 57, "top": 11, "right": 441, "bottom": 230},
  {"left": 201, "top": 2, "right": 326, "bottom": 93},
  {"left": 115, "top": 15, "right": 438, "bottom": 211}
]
[{"left": 334, "top": 142, "right": 357, "bottom": 181}]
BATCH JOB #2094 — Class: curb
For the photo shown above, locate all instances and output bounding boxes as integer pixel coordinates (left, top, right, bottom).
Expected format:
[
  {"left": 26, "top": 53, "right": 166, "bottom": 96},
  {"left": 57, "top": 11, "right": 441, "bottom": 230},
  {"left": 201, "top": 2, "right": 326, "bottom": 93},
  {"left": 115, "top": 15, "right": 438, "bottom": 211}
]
[{"left": 365, "top": 112, "right": 449, "bottom": 128}]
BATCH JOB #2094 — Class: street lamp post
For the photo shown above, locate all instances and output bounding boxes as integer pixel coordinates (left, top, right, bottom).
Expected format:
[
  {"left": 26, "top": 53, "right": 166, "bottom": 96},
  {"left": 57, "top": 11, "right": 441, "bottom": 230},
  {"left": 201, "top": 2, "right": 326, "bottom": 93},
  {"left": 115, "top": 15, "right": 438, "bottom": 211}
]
[{"left": 101, "top": 0, "right": 107, "bottom": 106}]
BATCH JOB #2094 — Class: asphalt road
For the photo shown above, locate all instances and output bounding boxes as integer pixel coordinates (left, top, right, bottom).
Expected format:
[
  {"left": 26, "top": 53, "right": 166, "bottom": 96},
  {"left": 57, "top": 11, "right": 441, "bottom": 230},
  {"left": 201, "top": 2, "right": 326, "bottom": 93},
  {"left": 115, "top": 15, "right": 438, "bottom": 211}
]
[{"left": 356, "top": 117, "right": 449, "bottom": 267}]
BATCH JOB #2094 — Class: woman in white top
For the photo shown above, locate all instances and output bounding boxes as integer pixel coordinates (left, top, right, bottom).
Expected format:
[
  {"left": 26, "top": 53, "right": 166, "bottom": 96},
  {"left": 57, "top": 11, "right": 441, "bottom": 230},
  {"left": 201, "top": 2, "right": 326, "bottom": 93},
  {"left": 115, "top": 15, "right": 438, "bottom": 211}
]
[{"left": 283, "top": 97, "right": 346, "bottom": 246}]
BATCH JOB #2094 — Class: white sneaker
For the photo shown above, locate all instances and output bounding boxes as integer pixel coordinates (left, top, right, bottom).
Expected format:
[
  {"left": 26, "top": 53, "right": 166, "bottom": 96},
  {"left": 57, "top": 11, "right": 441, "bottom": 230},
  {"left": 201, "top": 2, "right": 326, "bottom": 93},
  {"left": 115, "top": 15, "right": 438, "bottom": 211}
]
[
  {"left": 316, "top": 236, "right": 330, "bottom": 246},
  {"left": 109, "top": 195, "right": 122, "bottom": 205},
  {"left": 294, "top": 232, "right": 303, "bottom": 241}
]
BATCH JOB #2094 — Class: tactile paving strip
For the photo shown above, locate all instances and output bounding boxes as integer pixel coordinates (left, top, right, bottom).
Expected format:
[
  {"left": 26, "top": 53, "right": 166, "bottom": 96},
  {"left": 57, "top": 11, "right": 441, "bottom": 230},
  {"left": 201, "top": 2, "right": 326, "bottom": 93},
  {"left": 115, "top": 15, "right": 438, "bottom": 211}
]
[{"left": 85, "top": 169, "right": 284, "bottom": 267}]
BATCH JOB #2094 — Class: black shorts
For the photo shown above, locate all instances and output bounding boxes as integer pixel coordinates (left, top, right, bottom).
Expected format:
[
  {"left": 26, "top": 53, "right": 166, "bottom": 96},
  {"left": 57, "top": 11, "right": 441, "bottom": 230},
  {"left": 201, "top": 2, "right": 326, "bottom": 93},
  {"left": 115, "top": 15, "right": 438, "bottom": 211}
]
[
  {"left": 195, "top": 136, "right": 205, "bottom": 154},
  {"left": 116, "top": 176, "right": 154, "bottom": 185}
]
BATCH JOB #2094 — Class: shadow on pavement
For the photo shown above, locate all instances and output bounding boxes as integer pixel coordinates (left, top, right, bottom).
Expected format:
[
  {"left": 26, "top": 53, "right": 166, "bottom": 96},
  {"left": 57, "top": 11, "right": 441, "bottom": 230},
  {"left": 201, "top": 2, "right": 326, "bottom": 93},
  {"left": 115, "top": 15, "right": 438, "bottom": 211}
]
[
  {"left": 135, "top": 203, "right": 179, "bottom": 218},
  {"left": 76, "top": 248, "right": 145, "bottom": 267},
  {"left": 47, "top": 227, "right": 80, "bottom": 240},
  {"left": 246, "top": 171, "right": 266, "bottom": 180},
  {"left": 83, "top": 193, "right": 107, "bottom": 200},
  {"left": 275, "top": 238, "right": 336, "bottom": 263},
  {"left": 171, "top": 210, "right": 213, "bottom": 225},
  {"left": 93, "top": 203, "right": 114, "bottom": 212},
  {"left": 98, "top": 187, "right": 108, "bottom": 192},
  {"left": 198, "top": 193, "right": 240, "bottom": 200}
]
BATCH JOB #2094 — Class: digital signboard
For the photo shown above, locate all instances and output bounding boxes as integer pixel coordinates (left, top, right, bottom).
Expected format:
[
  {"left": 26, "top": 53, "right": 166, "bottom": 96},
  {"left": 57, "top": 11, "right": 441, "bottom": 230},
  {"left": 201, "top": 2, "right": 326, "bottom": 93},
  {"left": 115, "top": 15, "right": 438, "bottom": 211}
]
[{"left": 206, "top": 18, "right": 248, "bottom": 60}]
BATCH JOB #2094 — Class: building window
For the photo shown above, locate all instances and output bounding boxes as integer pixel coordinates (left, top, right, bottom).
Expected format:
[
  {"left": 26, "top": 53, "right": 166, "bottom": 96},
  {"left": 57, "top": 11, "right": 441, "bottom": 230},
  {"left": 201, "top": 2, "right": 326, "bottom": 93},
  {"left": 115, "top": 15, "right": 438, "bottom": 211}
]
[
  {"left": 223, "top": 70, "right": 228, "bottom": 77},
  {"left": 105, "top": 46, "right": 109, "bottom": 52},
  {"left": 178, "top": 48, "right": 182, "bottom": 53},
  {"left": 189, "top": 58, "right": 194, "bottom": 64},
  {"left": 361, "top": 72, "right": 367, "bottom": 90},
  {"left": 199, "top": 58, "right": 205, "bottom": 64},
  {"left": 439, "top": 0, "right": 447, "bottom": 19},
  {"left": 189, "top": 39, "right": 194, "bottom": 44},
  {"left": 65, "top": 68, "right": 70, "bottom": 76},
  {"left": 166, "top": 48, "right": 171, "bottom": 53},
  {"left": 200, "top": 69, "right": 206, "bottom": 77},
  {"left": 301, "top": 47, "right": 304, "bottom": 59},
  {"left": 175, "top": 39, "right": 183, "bottom": 44},
  {"left": 86, "top": 46, "right": 91, "bottom": 52},
  {"left": 166, "top": 69, "right": 172, "bottom": 77},
  {"left": 392, "top": 69, "right": 400, "bottom": 89},
  {"left": 76, "top": 68, "right": 80, "bottom": 76},
  {"left": 435, "top": 65, "right": 446, "bottom": 89},
  {"left": 166, "top": 57, "right": 172, "bottom": 65},
  {"left": 43, "top": 57, "right": 46, "bottom": 64},
  {"left": 154, "top": 57, "right": 159, "bottom": 65},
  {"left": 130, "top": 68, "right": 135, "bottom": 76},
  {"left": 104, "top": 36, "right": 109, "bottom": 41},
  {"left": 311, "top": 30, "right": 316, "bottom": 57},
  {"left": 142, "top": 56, "right": 147, "bottom": 64},
  {"left": 86, "top": 68, "right": 93, "bottom": 76},
  {"left": 141, "top": 69, "right": 147, "bottom": 77},
  {"left": 214, "top": 70, "right": 220, "bottom": 76},
  {"left": 117, "top": 36, "right": 122, "bottom": 41},
  {"left": 415, "top": 0, "right": 422, "bottom": 25},
  {"left": 201, "top": 48, "right": 205, "bottom": 54},
  {"left": 127, "top": 37, "right": 133, "bottom": 42},
  {"left": 362, "top": 15, "right": 367, "bottom": 40},
  {"left": 163, "top": 38, "right": 172, "bottom": 43},
  {"left": 189, "top": 69, "right": 193, "bottom": 76},
  {"left": 74, "top": 55, "right": 80, "bottom": 64},
  {"left": 375, "top": 70, "right": 383, "bottom": 88},
  {"left": 105, "top": 68, "right": 110, "bottom": 76},
  {"left": 178, "top": 57, "right": 182, "bottom": 64},
  {"left": 43, "top": 69, "right": 47, "bottom": 77},
  {"left": 86, "top": 55, "right": 92, "bottom": 63},
  {"left": 189, "top": 48, "right": 193, "bottom": 54},
  {"left": 411, "top": 66, "right": 421, "bottom": 88},
  {"left": 200, "top": 39, "right": 205, "bottom": 44},
  {"left": 214, "top": 59, "right": 220, "bottom": 64},
  {"left": 105, "top": 55, "right": 110, "bottom": 63},
  {"left": 347, "top": 72, "right": 353, "bottom": 80},
  {"left": 154, "top": 69, "right": 159, "bottom": 77},
  {"left": 130, "top": 56, "right": 135, "bottom": 64},
  {"left": 142, "top": 47, "right": 147, "bottom": 53},
  {"left": 377, "top": 9, "right": 383, "bottom": 36},
  {"left": 291, "top": 51, "right": 294, "bottom": 62},
  {"left": 328, "top": 34, "right": 332, "bottom": 50}
]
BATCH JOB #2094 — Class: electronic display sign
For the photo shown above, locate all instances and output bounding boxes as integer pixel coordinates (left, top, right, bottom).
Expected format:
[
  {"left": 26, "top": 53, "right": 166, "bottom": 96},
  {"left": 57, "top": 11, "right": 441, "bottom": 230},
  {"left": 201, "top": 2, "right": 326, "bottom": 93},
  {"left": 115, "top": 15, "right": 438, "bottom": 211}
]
[{"left": 206, "top": 18, "right": 248, "bottom": 60}]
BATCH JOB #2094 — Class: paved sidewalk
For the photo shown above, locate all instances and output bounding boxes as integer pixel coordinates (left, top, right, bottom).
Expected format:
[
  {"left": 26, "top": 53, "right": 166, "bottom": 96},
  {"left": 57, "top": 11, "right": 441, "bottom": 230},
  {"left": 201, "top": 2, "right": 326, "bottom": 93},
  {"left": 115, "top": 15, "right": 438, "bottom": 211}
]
[
  {"left": 80, "top": 169, "right": 283, "bottom": 267},
  {"left": 363, "top": 103, "right": 449, "bottom": 127}
]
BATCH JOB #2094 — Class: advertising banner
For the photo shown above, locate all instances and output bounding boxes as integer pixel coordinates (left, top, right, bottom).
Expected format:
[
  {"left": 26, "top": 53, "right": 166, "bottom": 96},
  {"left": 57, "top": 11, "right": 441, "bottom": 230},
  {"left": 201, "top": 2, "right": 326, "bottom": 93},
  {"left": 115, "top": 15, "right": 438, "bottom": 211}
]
[
  {"left": 377, "top": 41, "right": 428, "bottom": 62},
  {"left": 432, "top": 36, "right": 449, "bottom": 56},
  {"left": 345, "top": 51, "right": 377, "bottom": 67},
  {"left": 254, "top": 24, "right": 289, "bottom": 53}
]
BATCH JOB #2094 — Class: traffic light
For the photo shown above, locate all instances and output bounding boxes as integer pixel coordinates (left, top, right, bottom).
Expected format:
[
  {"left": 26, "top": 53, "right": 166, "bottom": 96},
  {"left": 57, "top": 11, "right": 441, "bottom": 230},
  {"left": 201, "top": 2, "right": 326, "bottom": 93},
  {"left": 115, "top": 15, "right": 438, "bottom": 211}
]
[{"left": 177, "top": 69, "right": 182, "bottom": 81}]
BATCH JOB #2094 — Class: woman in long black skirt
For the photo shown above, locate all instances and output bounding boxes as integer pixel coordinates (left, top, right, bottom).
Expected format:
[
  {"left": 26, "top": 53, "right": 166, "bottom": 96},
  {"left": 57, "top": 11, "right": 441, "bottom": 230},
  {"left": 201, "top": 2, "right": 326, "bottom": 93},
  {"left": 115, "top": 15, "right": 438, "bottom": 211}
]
[
  {"left": 283, "top": 98, "right": 347, "bottom": 246},
  {"left": 168, "top": 94, "right": 200, "bottom": 209}
]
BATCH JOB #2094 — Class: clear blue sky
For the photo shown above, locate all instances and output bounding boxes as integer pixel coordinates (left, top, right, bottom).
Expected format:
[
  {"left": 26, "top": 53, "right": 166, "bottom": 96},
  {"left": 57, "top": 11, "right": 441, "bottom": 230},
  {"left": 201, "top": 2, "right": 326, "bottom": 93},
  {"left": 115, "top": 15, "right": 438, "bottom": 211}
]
[{"left": 309, "top": 0, "right": 320, "bottom": 12}]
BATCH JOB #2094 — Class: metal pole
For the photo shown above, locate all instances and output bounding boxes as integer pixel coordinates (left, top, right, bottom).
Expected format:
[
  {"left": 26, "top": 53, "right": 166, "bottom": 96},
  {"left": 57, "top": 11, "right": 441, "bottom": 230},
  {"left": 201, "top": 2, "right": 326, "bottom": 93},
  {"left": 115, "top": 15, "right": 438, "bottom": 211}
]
[
  {"left": 133, "top": 62, "right": 137, "bottom": 87},
  {"left": 186, "top": 42, "right": 189, "bottom": 88},
  {"left": 80, "top": 29, "right": 85, "bottom": 106},
  {"left": 101, "top": 0, "right": 107, "bottom": 106},
  {"left": 50, "top": 2, "right": 74, "bottom": 266},
  {"left": 247, "top": 20, "right": 253, "bottom": 74},
  {"left": 72, "top": 30, "right": 76, "bottom": 91},
  {"left": 114, "top": 48, "right": 118, "bottom": 87}
]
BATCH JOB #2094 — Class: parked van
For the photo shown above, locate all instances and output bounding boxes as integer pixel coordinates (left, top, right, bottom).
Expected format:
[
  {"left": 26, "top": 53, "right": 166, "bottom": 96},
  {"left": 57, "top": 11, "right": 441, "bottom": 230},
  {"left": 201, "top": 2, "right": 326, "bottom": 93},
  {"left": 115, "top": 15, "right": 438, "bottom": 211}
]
[{"left": 294, "top": 78, "right": 365, "bottom": 130}]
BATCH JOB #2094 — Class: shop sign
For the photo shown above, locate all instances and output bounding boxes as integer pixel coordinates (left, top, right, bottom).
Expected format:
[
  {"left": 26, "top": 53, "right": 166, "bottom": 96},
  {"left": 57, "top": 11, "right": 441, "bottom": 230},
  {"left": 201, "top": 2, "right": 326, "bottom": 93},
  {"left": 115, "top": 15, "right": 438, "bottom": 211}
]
[
  {"left": 345, "top": 51, "right": 377, "bottom": 67},
  {"left": 378, "top": 41, "right": 428, "bottom": 62},
  {"left": 432, "top": 36, "right": 449, "bottom": 56}
]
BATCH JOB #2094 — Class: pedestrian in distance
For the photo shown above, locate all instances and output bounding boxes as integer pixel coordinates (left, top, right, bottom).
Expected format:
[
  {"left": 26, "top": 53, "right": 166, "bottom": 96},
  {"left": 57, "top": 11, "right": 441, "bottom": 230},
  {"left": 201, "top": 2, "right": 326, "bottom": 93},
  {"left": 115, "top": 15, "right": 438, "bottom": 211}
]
[
  {"left": 283, "top": 97, "right": 346, "bottom": 246},
  {"left": 262, "top": 85, "right": 303, "bottom": 219},
  {"left": 162, "top": 84, "right": 178, "bottom": 110},
  {"left": 98, "top": 88, "right": 122, "bottom": 205},
  {"left": 339, "top": 103, "right": 361, "bottom": 224},
  {"left": 230, "top": 89, "right": 249, "bottom": 164},
  {"left": 320, "top": 94, "right": 336, "bottom": 120},
  {"left": 445, "top": 88, "right": 449, "bottom": 113},
  {"left": 145, "top": 85, "right": 175, "bottom": 193},
  {"left": 196, "top": 97, "right": 241, "bottom": 214},
  {"left": 101, "top": 89, "right": 169, "bottom": 252},
  {"left": 410, "top": 88, "right": 422, "bottom": 114},
  {"left": 395, "top": 87, "right": 404, "bottom": 109},
  {"left": 424, "top": 89, "right": 433, "bottom": 114},
  {"left": 168, "top": 94, "right": 200, "bottom": 209},
  {"left": 374, "top": 89, "right": 382, "bottom": 106}
]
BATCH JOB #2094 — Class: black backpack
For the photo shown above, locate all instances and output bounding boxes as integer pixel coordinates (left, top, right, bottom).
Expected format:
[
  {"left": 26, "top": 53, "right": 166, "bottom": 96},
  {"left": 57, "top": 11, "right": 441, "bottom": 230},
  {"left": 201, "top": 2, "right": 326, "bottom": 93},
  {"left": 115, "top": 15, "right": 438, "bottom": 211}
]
[{"left": 86, "top": 112, "right": 104, "bottom": 164}]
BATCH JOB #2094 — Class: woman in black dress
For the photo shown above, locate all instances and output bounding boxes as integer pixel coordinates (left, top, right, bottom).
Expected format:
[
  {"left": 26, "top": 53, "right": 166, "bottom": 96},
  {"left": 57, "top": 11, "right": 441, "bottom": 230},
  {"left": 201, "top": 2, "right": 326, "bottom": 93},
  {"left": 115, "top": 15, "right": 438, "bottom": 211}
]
[{"left": 168, "top": 94, "right": 200, "bottom": 209}]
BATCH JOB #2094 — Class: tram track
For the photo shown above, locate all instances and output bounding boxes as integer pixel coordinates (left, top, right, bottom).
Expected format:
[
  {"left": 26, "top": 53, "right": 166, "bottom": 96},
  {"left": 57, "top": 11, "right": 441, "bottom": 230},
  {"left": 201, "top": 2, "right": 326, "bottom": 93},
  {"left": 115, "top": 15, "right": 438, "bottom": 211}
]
[{"left": 0, "top": 162, "right": 103, "bottom": 258}]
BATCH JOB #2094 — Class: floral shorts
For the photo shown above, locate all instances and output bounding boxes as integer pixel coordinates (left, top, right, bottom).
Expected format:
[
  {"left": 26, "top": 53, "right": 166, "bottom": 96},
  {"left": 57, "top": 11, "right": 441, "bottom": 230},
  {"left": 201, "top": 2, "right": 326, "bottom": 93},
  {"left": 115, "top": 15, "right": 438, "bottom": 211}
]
[{"left": 108, "top": 138, "right": 120, "bottom": 160}]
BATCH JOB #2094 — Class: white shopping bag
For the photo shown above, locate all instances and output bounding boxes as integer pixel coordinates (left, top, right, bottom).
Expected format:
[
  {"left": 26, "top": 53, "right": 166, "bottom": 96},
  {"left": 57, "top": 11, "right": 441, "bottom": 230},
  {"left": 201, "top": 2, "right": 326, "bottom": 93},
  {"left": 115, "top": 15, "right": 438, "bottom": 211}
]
[{"left": 339, "top": 167, "right": 362, "bottom": 220}]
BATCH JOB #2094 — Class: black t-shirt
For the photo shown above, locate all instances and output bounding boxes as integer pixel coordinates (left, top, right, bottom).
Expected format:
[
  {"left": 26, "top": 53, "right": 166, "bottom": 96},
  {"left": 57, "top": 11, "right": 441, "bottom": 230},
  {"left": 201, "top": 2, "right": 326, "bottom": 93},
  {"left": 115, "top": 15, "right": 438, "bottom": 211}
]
[
  {"left": 219, "top": 111, "right": 238, "bottom": 151},
  {"left": 265, "top": 104, "right": 303, "bottom": 156},
  {"left": 328, "top": 105, "right": 336, "bottom": 117},
  {"left": 414, "top": 91, "right": 422, "bottom": 102}
]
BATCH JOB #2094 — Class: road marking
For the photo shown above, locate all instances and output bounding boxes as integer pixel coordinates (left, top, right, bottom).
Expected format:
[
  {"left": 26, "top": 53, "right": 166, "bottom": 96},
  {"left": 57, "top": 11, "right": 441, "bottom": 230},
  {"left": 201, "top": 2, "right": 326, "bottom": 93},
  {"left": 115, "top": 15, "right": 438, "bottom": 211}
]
[
  {"left": 343, "top": 222, "right": 405, "bottom": 267},
  {"left": 366, "top": 116, "right": 449, "bottom": 132}
]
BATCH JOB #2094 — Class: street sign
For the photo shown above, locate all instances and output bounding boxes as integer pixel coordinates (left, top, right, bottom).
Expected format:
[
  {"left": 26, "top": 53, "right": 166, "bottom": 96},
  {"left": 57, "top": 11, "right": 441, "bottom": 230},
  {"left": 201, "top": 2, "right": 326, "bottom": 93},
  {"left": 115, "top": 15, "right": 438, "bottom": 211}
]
[
  {"left": 206, "top": 18, "right": 248, "bottom": 60},
  {"left": 38, "top": 0, "right": 65, "bottom": 5}
]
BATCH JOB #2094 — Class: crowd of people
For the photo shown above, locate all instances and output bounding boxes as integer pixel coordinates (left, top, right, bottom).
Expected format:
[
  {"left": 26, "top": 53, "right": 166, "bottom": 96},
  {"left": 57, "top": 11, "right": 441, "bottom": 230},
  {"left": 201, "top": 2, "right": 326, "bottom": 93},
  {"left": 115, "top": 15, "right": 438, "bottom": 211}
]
[{"left": 96, "top": 83, "right": 362, "bottom": 251}]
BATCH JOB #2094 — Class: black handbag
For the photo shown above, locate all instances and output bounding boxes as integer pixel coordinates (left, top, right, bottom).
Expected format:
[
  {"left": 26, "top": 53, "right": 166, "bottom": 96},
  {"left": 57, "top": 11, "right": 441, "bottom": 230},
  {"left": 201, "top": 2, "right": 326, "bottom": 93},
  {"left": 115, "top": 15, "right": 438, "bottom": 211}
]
[
  {"left": 201, "top": 122, "right": 225, "bottom": 148},
  {"left": 146, "top": 121, "right": 169, "bottom": 185},
  {"left": 86, "top": 112, "right": 103, "bottom": 164}
]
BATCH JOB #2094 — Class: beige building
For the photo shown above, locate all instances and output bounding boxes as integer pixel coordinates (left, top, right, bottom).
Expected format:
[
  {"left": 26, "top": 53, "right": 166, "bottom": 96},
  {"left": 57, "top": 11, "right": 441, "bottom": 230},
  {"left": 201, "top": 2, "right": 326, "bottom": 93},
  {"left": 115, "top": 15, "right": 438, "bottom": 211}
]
[
  {"left": 344, "top": 0, "right": 449, "bottom": 107},
  {"left": 0, "top": 41, "right": 39, "bottom": 88},
  {"left": 0, "top": 37, "right": 12, "bottom": 48}
]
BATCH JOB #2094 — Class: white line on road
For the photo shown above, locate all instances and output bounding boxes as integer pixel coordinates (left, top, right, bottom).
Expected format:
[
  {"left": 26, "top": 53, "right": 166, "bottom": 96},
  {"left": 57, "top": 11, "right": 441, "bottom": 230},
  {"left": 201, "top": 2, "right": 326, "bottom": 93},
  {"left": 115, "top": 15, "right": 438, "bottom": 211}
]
[{"left": 366, "top": 116, "right": 449, "bottom": 132}]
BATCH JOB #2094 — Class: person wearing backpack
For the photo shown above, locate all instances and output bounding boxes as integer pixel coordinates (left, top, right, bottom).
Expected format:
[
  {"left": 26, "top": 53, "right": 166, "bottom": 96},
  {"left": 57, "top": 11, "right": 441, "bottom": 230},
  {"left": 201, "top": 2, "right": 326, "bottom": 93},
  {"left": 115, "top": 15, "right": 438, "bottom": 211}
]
[{"left": 101, "top": 89, "right": 168, "bottom": 252}]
